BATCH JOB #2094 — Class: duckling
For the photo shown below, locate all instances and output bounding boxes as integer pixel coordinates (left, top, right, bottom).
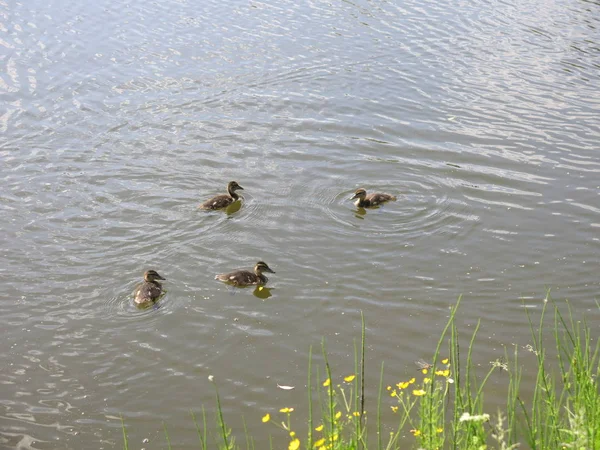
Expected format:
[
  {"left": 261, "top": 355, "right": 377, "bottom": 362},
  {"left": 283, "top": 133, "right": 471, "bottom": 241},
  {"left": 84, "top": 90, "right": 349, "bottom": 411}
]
[
  {"left": 215, "top": 261, "right": 275, "bottom": 287},
  {"left": 199, "top": 181, "right": 244, "bottom": 210},
  {"left": 351, "top": 188, "right": 397, "bottom": 208},
  {"left": 133, "top": 270, "right": 166, "bottom": 305}
]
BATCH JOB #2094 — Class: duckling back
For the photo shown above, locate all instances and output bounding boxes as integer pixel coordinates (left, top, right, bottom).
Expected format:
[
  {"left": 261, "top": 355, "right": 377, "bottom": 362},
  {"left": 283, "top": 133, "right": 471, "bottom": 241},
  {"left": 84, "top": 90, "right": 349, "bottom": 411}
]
[
  {"left": 366, "top": 192, "right": 396, "bottom": 206},
  {"left": 200, "top": 194, "right": 236, "bottom": 210},
  {"left": 134, "top": 281, "right": 163, "bottom": 305},
  {"left": 215, "top": 270, "right": 264, "bottom": 287}
]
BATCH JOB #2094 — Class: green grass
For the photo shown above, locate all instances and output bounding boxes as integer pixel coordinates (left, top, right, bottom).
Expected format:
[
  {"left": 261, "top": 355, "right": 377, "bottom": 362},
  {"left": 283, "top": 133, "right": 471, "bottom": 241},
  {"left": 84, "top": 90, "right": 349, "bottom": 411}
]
[{"left": 121, "top": 294, "right": 600, "bottom": 449}]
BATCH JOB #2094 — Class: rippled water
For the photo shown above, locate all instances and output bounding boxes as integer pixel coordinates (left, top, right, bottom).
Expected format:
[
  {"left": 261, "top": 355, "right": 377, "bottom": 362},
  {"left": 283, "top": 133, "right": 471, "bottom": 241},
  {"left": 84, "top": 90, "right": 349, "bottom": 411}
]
[{"left": 1, "top": 0, "right": 599, "bottom": 447}]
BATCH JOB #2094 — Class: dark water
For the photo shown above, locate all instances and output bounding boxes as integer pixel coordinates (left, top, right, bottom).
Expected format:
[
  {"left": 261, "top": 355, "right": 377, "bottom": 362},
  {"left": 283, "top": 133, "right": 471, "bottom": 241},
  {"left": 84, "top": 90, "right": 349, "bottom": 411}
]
[{"left": 1, "top": 0, "right": 599, "bottom": 448}]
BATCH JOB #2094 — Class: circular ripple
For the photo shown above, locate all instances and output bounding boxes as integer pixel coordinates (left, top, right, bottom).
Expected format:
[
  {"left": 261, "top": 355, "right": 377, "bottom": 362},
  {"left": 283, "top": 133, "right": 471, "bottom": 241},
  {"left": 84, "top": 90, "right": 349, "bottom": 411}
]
[
  {"left": 105, "top": 281, "right": 172, "bottom": 325},
  {"left": 313, "top": 174, "right": 476, "bottom": 239},
  {"left": 191, "top": 191, "right": 269, "bottom": 244}
]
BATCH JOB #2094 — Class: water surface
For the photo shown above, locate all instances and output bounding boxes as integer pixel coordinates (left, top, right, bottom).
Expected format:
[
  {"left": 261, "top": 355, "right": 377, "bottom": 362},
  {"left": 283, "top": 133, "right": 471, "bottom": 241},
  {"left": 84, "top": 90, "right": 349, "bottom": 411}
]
[{"left": 1, "top": 0, "right": 599, "bottom": 448}]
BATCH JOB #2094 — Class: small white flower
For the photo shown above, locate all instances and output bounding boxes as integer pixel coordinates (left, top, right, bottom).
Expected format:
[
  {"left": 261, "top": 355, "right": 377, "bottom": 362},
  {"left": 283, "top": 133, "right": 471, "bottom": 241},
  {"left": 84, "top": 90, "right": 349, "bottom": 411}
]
[
  {"left": 208, "top": 375, "right": 214, "bottom": 382},
  {"left": 459, "top": 412, "right": 490, "bottom": 423}
]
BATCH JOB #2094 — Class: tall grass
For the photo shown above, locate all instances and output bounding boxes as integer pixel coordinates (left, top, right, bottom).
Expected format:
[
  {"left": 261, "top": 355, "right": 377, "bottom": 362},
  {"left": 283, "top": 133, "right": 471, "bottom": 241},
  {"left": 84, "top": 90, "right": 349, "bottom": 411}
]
[{"left": 121, "top": 295, "right": 600, "bottom": 449}]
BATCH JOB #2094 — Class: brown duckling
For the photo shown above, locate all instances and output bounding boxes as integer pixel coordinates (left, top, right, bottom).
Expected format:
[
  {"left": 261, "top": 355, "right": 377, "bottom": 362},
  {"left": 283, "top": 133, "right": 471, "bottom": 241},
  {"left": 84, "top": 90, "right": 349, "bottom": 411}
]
[
  {"left": 134, "top": 270, "right": 166, "bottom": 305},
  {"left": 351, "top": 188, "right": 396, "bottom": 208},
  {"left": 199, "top": 181, "right": 244, "bottom": 210},
  {"left": 215, "top": 261, "right": 275, "bottom": 287}
]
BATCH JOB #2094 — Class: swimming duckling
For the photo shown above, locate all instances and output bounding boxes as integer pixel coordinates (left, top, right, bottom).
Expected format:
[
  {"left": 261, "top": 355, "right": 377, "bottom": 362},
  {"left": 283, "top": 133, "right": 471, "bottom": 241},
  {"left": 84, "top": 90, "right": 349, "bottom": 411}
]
[
  {"left": 351, "top": 188, "right": 396, "bottom": 208},
  {"left": 215, "top": 261, "right": 275, "bottom": 287},
  {"left": 134, "top": 270, "right": 166, "bottom": 305},
  {"left": 200, "top": 181, "right": 244, "bottom": 210}
]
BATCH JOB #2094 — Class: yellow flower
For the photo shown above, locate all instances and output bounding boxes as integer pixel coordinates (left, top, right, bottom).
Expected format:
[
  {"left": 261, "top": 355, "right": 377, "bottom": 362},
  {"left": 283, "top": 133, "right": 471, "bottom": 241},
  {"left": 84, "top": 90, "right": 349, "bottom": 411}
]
[
  {"left": 442, "top": 358, "right": 449, "bottom": 364},
  {"left": 335, "top": 411, "right": 342, "bottom": 419},
  {"left": 409, "top": 377, "right": 416, "bottom": 384},
  {"left": 435, "top": 369, "right": 450, "bottom": 377},
  {"left": 391, "top": 406, "right": 398, "bottom": 413},
  {"left": 423, "top": 377, "right": 431, "bottom": 384},
  {"left": 314, "top": 438, "right": 325, "bottom": 447},
  {"left": 315, "top": 424, "right": 324, "bottom": 432},
  {"left": 353, "top": 411, "right": 361, "bottom": 417},
  {"left": 344, "top": 374, "right": 356, "bottom": 382},
  {"left": 437, "top": 427, "right": 443, "bottom": 433},
  {"left": 261, "top": 413, "right": 270, "bottom": 423},
  {"left": 411, "top": 429, "right": 422, "bottom": 437},
  {"left": 290, "top": 431, "right": 296, "bottom": 438},
  {"left": 387, "top": 385, "right": 391, "bottom": 390},
  {"left": 288, "top": 438, "right": 300, "bottom": 450},
  {"left": 280, "top": 407, "right": 294, "bottom": 413},
  {"left": 397, "top": 381, "right": 410, "bottom": 389},
  {"left": 413, "top": 389, "right": 426, "bottom": 396},
  {"left": 390, "top": 390, "right": 397, "bottom": 397},
  {"left": 421, "top": 368, "right": 429, "bottom": 374},
  {"left": 323, "top": 378, "right": 331, "bottom": 387}
]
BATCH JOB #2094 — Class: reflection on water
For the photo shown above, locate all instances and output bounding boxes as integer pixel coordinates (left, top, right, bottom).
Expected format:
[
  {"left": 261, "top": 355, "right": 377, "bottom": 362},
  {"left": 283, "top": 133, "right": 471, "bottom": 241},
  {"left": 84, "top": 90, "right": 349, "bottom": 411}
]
[
  {"left": 225, "top": 200, "right": 243, "bottom": 215},
  {"left": 220, "top": 284, "right": 274, "bottom": 299},
  {"left": 1, "top": 0, "right": 600, "bottom": 447},
  {"left": 354, "top": 207, "right": 367, "bottom": 219},
  {"left": 253, "top": 286, "right": 273, "bottom": 300},
  {"left": 133, "top": 296, "right": 167, "bottom": 311}
]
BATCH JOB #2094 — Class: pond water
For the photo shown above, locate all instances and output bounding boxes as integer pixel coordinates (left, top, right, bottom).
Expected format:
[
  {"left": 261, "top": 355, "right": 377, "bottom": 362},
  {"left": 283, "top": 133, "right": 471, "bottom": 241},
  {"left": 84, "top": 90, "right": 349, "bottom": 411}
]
[{"left": 1, "top": 0, "right": 599, "bottom": 448}]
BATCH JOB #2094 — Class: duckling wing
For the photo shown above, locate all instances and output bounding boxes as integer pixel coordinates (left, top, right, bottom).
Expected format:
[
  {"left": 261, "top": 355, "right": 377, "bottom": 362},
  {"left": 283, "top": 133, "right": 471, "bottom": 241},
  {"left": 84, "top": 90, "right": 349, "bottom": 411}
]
[
  {"left": 200, "top": 194, "right": 233, "bottom": 210},
  {"left": 367, "top": 193, "right": 396, "bottom": 205},
  {"left": 216, "top": 270, "right": 257, "bottom": 286}
]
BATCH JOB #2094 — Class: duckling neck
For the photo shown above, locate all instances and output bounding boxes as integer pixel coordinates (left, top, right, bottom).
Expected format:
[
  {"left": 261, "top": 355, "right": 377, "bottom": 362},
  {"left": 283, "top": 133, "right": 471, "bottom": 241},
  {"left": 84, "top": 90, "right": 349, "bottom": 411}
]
[
  {"left": 255, "top": 271, "right": 267, "bottom": 284},
  {"left": 354, "top": 198, "right": 367, "bottom": 207},
  {"left": 228, "top": 188, "right": 239, "bottom": 200}
]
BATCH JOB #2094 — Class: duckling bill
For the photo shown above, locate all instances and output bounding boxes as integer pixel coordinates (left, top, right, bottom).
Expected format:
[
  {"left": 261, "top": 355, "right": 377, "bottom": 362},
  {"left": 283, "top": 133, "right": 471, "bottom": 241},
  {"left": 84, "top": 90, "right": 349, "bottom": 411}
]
[
  {"left": 199, "top": 181, "right": 244, "bottom": 210},
  {"left": 134, "top": 269, "right": 166, "bottom": 305},
  {"left": 215, "top": 261, "right": 275, "bottom": 287},
  {"left": 351, "top": 188, "right": 396, "bottom": 208}
]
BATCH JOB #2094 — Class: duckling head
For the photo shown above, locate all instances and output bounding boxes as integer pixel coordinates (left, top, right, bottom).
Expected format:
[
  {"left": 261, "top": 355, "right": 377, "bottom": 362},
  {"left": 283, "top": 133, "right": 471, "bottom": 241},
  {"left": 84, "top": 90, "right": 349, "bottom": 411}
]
[
  {"left": 144, "top": 269, "right": 166, "bottom": 282},
  {"left": 228, "top": 181, "right": 244, "bottom": 193},
  {"left": 351, "top": 188, "right": 367, "bottom": 201},
  {"left": 255, "top": 261, "right": 275, "bottom": 274}
]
